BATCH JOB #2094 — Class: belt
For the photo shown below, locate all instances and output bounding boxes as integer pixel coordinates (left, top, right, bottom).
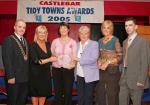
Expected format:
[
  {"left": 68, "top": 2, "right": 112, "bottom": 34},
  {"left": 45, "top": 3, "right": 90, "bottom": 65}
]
[
  {"left": 124, "top": 67, "right": 127, "bottom": 69},
  {"left": 121, "top": 67, "right": 128, "bottom": 78},
  {"left": 122, "top": 67, "right": 127, "bottom": 73}
]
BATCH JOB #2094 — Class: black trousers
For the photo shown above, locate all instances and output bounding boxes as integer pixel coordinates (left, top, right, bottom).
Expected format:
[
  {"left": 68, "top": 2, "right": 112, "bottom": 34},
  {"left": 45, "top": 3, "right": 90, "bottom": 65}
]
[
  {"left": 6, "top": 82, "right": 28, "bottom": 105},
  {"left": 95, "top": 66, "right": 121, "bottom": 105},
  {"left": 77, "top": 76, "right": 96, "bottom": 105},
  {"left": 52, "top": 67, "right": 74, "bottom": 105}
]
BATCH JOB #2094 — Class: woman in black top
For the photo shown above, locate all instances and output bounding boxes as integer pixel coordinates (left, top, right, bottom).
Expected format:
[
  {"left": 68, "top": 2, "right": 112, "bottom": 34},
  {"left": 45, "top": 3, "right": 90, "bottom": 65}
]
[{"left": 29, "top": 25, "right": 57, "bottom": 105}]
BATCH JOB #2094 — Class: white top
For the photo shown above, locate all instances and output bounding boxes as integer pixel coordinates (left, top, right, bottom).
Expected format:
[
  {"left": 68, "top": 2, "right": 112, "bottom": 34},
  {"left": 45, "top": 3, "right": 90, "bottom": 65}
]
[{"left": 76, "top": 40, "right": 89, "bottom": 77}]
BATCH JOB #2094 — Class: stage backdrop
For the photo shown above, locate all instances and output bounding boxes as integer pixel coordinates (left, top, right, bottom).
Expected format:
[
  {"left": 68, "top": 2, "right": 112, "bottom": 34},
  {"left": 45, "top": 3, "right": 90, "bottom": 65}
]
[{"left": 17, "top": 0, "right": 104, "bottom": 23}]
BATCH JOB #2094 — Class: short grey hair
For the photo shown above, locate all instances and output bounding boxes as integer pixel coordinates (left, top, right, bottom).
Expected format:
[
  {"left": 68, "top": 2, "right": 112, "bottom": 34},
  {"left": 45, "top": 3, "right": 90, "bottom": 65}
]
[{"left": 78, "top": 26, "right": 90, "bottom": 33}]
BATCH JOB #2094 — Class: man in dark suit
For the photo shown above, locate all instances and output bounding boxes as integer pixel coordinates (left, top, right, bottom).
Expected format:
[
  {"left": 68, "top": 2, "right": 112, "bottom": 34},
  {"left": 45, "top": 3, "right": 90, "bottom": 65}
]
[
  {"left": 2, "top": 19, "right": 29, "bottom": 105},
  {"left": 119, "top": 17, "right": 150, "bottom": 105}
]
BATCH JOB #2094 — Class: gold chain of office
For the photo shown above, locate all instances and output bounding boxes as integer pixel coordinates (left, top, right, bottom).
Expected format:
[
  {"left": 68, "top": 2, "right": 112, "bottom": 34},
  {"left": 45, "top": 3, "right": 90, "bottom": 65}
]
[{"left": 11, "top": 35, "right": 28, "bottom": 61}]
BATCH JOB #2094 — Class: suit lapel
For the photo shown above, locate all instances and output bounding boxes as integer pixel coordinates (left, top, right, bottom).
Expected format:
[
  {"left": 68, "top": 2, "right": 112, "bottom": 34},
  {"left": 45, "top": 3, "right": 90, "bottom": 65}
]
[
  {"left": 12, "top": 33, "right": 27, "bottom": 52},
  {"left": 128, "top": 35, "right": 139, "bottom": 49},
  {"left": 82, "top": 40, "right": 91, "bottom": 53},
  {"left": 13, "top": 33, "right": 21, "bottom": 42}
]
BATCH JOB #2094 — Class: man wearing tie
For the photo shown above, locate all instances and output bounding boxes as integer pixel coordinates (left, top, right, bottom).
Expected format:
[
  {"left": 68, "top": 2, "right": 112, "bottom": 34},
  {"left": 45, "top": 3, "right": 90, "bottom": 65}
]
[
  {"left": 2, "top": 19, "right": 29, "bottom": 105},
  {"left": 119, "top": 17, "right": 150, "bottom": 105}
]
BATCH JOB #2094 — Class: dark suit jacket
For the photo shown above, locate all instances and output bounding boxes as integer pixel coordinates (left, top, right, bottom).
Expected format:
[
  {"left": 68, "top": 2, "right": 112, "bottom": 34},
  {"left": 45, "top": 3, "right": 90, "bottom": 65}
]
[
  {"left": 2, "top": 33, "right": 29, "bottom": 83},
  {"left": 120, "top": 35, "right": 149, "bottom": 89}
]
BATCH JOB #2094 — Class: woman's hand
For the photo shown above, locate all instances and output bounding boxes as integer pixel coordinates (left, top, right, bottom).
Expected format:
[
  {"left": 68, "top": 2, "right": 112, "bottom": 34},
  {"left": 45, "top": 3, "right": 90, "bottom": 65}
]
[
  {"left": 73, "top": 57, "right": 80, "bottom": 62},
  {"left": 98, "top": 62, "right": 102, "bottom": 70},
  {"left": 50, "top": 56, "right": 57, "bottom": 62},
  {"left": 100, "top": 61, "right": 110, "bottom": 71},
  {"left": 38, "top": 56, "right": 58, "bottom": 65}
]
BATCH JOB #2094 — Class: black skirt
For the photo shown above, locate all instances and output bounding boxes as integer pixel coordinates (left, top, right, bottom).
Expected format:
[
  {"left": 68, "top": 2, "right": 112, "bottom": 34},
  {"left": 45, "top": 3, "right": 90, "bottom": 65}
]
[{"left": 29, "top": 68, "right": 52, "bottom": 97}]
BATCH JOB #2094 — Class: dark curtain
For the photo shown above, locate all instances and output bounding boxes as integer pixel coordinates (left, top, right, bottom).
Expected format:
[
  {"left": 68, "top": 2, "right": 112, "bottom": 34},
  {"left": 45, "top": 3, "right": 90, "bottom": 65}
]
[
  {"left": 0, "top": 15, "right": 149, "bottom": 45},
  {"left": 0, "top": 15, "right": 90, "bottom": 44}
]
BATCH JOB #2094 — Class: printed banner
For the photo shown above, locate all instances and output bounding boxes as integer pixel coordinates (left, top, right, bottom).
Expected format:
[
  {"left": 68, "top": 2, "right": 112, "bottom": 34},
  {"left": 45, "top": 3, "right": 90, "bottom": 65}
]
[{"left": 17, "top": 0, "right": 104, "bottom": 23}]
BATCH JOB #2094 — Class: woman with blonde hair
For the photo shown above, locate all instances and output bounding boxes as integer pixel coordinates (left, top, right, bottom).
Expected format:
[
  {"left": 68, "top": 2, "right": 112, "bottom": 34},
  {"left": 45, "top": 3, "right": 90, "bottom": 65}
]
[
  {"left": 95, "top": 20, "right": 122, "bottom": 105},
  {"left": 29, "top": 25, "right": 57, "bottom": 105}
]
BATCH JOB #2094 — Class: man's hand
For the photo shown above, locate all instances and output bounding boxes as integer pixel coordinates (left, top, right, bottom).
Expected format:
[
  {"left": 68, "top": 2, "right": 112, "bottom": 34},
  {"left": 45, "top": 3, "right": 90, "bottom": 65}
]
[
  {"left": 8, "top": 78, "right": 15, "bottom": 84},
  {"left": 137, "top": 82, "right": 144, "bottom": 88}
]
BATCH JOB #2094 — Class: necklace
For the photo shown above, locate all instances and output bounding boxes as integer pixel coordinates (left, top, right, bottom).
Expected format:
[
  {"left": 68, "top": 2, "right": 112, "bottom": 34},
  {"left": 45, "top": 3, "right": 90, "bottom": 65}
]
[
  {"left": 103, "top": 36, "right": 112, "bottom": 44},
  {"left": 60, "top": 37, "right": 70, "bottom": 44},
  {"left": 11, "top": 35, "right": 28, "bottom": 61}
]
